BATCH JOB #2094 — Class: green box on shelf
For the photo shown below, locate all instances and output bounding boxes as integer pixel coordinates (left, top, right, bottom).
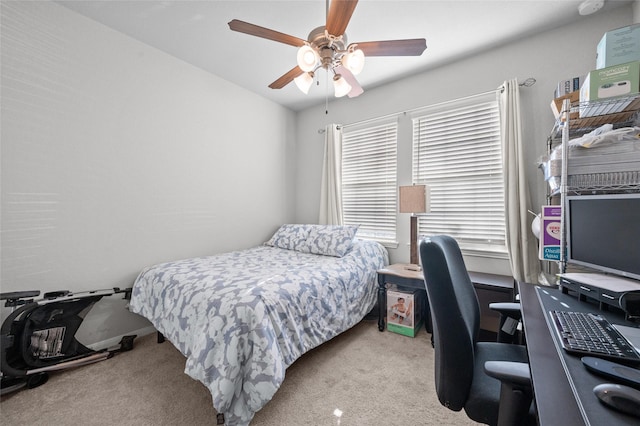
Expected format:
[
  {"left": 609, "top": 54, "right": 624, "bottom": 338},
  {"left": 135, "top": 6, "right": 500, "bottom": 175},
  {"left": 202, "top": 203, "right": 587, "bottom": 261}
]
[
  {"left": 579, "top": 60, "right": 640, "bottom": 117},
  {"left": 386, "top": 288, "right": 424, "bottom": 338}
]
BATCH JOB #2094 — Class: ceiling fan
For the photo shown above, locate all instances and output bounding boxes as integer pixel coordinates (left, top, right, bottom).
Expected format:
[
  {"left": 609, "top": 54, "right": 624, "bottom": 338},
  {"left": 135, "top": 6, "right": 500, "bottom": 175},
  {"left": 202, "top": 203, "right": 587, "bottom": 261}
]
[{"left": 228, "top": 0, "right": 427, "bottom": 99}]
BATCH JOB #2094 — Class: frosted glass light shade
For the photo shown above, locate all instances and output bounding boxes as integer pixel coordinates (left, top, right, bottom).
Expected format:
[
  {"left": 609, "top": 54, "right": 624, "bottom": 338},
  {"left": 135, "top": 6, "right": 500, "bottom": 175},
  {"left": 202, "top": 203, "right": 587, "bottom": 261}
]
[
  {"left": 341, "top": 49, "right": 365, "bottom": 75},
  {"left": 297, "top": 45, "right": 319, "bottom": 72},
  {"left": 294, "top": 72, "right": 314, "bottom": 94},
  {"left": 333, "top": 75, "right": 352, "bottom": 98}
]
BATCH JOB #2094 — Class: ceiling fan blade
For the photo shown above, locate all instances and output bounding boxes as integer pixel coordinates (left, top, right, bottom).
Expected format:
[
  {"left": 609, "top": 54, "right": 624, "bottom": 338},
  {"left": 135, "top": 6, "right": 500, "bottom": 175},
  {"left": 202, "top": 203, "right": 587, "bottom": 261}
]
[
  {"left": 269, "top": 66, "right": 305, "bottom": 89},
  {"left": 228, "top": 19, "right": 306, "bottom": 47},
  {"left": 352, "top": 39, "right": 427, "bottom": 56},
  {"left": 326, "top": 0, "right": 359, "bottom": 36},
  {"left": 335, "top": 65, "right": 364, "bottom": 98}
]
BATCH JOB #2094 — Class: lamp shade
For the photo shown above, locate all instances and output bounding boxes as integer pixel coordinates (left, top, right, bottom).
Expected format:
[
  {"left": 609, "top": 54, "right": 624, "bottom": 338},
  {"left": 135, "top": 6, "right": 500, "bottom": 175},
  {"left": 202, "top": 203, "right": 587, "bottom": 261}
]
[
  {"left": 294, "top": 72, "right": 314, "bottom": 94},
  {"left": 399, "top": 185, "right": 430, "bottom": 214},
  {"left": 341, "top": 48, "right": 365, "bottom": 75},
  {"left": 297, "top": 45, "right": 319, "bottom": 72},
  {"left": 333, "top": 74, "right": 352, "bottom": 98}
]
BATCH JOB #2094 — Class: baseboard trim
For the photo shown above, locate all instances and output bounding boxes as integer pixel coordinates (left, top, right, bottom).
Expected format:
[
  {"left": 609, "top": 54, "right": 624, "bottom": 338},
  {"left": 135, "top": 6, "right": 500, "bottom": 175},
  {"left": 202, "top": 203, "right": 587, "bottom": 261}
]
[{"left": 87, "top": 326, "right": 157, "bottom": 351}]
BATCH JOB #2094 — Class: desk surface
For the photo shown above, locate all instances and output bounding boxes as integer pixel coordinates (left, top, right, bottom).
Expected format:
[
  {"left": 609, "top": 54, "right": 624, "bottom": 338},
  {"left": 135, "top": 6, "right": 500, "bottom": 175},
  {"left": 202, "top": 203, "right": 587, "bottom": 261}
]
[
  {"left": 519, "top": 282, "right": 639, "bottom": 425},
  {"left": 377, "top": 263, "right": 424, "bottom": 281}
]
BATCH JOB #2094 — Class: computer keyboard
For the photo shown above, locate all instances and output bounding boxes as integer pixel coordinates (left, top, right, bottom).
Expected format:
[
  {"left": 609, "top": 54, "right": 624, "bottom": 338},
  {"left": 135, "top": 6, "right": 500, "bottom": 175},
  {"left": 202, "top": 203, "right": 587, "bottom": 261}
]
[{"left": 550, "top": 310, "right": 640, "bottom": 363}]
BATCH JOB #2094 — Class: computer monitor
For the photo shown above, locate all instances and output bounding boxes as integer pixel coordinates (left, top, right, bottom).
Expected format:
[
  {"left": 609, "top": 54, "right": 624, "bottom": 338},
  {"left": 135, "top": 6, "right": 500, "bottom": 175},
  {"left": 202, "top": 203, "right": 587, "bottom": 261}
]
[{"left": 566, "top": 193, "right": 640, "bottom": 281}]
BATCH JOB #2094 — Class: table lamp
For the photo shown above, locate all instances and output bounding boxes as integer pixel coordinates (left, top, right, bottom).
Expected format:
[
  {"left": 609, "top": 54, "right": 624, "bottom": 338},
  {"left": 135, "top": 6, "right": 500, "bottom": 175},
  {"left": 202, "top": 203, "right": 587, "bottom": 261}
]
[{"left": 399, "top": 184, "right": 430, "bottom": 267}]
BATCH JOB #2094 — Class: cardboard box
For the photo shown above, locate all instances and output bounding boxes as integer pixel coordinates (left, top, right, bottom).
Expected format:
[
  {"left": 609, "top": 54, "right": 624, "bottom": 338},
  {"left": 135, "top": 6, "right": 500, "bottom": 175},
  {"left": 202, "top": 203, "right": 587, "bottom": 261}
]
[
  {"left": 386, "top": 288, "right": 424, "bottom": 337},
  {"left": 550, "top": 90, "right": 580, "bottom": 120},
  {"left": 597, "top": 24, "right": 640, "bottom": 69},
  {"left": 579, "top": 61, "right": 639, "bottom": 117},
  {"left": 539, "top": 205, "right": 562, "bottom": 261}
]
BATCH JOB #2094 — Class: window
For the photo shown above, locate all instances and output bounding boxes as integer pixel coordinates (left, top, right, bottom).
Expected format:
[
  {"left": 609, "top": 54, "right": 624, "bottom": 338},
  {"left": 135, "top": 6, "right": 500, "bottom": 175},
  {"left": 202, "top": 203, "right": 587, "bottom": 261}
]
[
  {"left": 341, "top": 119, "right": 398, "bottom": 244},
  {"left": 412, "top": 93, "right": 506, "bottom": 255}
]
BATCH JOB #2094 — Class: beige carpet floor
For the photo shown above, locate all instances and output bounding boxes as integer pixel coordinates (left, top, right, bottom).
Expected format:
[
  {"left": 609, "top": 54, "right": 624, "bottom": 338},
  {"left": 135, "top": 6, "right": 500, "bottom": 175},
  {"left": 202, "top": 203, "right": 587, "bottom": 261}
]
[{"left": 1, "top": 319, "right": 479, "bottom": 425}]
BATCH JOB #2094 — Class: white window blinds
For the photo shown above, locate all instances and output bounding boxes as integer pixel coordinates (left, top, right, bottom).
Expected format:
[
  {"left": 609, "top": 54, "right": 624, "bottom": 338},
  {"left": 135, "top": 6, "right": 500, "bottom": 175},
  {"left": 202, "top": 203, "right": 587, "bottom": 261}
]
[
  {"left": 412, "top": 94, "right": 507, "bottom": 254},
  {"left": 342, "top": 119, "right": 398, "bottom": 244}
]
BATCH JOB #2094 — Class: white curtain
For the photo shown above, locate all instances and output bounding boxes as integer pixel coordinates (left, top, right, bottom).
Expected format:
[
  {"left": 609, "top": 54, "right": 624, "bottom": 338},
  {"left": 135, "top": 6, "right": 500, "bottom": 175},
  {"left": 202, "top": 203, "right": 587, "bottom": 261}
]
[
  {"left": 500, "top": 79, "right": 540, "bottom": 283},
  {"left": 319, "top": 124, "right": 343, "bottom": 225}
]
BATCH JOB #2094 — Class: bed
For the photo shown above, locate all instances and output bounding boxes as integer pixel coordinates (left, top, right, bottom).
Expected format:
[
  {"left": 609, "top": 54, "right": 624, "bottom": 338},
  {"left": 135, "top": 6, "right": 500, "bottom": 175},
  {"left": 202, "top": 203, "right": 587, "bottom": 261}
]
[{"left": 129, "top": 224, "right": 388, "bottom": 425}]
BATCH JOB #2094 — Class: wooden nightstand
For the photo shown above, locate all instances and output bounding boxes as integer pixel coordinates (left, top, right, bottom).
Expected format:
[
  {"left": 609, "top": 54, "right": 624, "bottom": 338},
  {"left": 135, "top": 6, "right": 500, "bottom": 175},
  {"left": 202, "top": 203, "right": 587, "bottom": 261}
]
[{"left": 377, "top": 263, "right": 430, "bottom": 333}]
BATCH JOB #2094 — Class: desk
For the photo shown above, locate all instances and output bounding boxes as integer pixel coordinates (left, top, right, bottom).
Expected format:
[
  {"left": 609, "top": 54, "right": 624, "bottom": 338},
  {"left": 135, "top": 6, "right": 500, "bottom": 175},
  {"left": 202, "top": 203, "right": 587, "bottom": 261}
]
[{"left": 519, "top": 282, "right": 639, "bottom": 425}]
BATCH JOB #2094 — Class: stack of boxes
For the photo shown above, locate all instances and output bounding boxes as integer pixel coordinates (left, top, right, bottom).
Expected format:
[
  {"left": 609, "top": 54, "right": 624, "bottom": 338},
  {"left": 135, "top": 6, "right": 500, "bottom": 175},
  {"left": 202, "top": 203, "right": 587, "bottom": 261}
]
[
  {"left": 543, "top": 24, "right": 640, "bottom": 221},
  {"left": 552, "top": 24, "right": 640, "bottom": 118}
]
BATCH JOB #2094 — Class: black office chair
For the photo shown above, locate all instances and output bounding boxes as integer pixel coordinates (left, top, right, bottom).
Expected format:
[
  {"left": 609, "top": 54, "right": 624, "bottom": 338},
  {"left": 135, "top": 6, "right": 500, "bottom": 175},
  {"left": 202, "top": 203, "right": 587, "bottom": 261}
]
[{"left": 419, "top": 235, "right": 536, "bottom": 426}]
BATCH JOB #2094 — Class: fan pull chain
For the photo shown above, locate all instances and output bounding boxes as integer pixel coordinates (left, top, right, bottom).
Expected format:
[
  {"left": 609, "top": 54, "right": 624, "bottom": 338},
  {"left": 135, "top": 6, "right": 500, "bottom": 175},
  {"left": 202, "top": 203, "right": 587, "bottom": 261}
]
[{"left": 325, "top": 70, "right": 329, "bottom": 114}]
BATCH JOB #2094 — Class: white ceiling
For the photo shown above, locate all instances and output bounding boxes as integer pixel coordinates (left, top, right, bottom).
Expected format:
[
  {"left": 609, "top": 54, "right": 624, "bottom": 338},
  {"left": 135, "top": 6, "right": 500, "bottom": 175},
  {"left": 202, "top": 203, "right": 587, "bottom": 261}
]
[{"left": 56, "top": 0, "right": 631, "bottom": 111}]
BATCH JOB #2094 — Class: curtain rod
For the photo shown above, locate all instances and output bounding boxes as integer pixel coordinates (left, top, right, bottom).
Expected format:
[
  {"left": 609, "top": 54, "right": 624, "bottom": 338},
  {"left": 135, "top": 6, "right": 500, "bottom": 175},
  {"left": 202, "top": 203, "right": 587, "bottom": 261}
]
[{"left": 317, "top": 77, "right": 536, "bottom": 134}]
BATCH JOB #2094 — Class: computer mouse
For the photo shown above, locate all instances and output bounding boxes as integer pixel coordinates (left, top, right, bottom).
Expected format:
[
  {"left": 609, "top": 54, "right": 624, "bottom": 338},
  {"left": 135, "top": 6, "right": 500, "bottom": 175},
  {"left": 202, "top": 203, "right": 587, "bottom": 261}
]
[{"left": 593, "top": 383, "right": 640, "bottom": 418}]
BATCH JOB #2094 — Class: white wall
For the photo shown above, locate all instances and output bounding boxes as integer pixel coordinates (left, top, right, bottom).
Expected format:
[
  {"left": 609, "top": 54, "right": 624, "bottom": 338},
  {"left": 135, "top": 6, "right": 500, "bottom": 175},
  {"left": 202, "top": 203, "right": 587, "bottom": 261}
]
[
  {"left": 1, "top": 1, "right": 296, "bottom": 346},
  {"left": 294, "top": 4, "right": 633, "bottom": 276}
]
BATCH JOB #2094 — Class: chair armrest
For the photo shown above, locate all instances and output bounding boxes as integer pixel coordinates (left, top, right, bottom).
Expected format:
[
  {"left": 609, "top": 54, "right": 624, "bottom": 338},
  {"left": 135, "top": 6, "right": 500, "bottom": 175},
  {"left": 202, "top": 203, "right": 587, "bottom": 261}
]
[
  {"left": 489, "top": 302, "right": 522, "bottom": 318},
  {"left": 484, "top": 361, "right": 533, "bottom": 426},
  {"left": 490, "top": 303, "right": 523, "bottom": 344},
  {"left": 484, "top": 361, "right": 531, "bottom": 387}
]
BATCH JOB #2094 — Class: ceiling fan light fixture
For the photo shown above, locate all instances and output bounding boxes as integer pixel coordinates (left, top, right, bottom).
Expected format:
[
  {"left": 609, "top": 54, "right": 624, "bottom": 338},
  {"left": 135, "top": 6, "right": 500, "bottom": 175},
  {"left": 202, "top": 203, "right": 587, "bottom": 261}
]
[
  {"left": 333, "top": 74, "right": 352, "bottom": 98},
  {"left": 294, "top": 72, "right": 314, "bottom": 94},
  {"left": 341, "top": 48, "right": 365, "bottom": 75},
  {"left": 297, "top": 45, "right": 319, "bottom": 72},
  {"left": 229, "top": 3, "right": 428, "bottom": 99}
]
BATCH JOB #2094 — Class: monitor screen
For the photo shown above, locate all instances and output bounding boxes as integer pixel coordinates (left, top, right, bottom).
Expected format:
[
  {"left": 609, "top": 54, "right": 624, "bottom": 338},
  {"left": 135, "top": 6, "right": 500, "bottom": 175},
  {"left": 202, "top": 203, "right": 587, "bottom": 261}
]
[{"left": 566, "top": 193, "right": 640, "bottom": 281}]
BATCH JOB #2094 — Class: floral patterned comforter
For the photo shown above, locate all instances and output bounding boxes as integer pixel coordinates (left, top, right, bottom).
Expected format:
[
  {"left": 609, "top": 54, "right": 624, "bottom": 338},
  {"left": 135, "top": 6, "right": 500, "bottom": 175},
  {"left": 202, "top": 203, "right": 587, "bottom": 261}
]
[{"left": 129, "top": 239, "right": 388, "bottom": 425}]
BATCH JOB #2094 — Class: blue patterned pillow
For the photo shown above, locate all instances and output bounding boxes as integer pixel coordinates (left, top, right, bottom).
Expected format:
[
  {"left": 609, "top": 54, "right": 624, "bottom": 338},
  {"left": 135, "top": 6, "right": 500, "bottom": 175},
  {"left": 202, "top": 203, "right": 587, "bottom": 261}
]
[
  {"left": 265, "top": 224, "right": 311, "bottom": 251},
  {"left": 299, "top": 225, "right": 359, "bottom": 257}
]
